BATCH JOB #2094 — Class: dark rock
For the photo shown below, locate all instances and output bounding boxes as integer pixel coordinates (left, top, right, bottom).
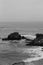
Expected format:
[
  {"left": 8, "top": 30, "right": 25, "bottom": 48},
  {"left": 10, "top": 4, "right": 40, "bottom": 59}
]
[
  {"left": 8, "top": 32, "right": 21, "bottom": 40},
  {"left": 2, "top": 32, "right": 22, "bottom": 41},
  {"left": 26, "top": 37, "right": 43, "bottom": 46},
  {"left": 2, "top": 38, "right": 9, "bottom": 41},
  {"left": 12, "top": 61, "right": 25, "bottom": 65},
  {"left": 32, "top": 33, "right": 43, "bottom": 46},
  {"left": 2, "top": 32, "right": 33, "bottom": 41},
  {"left": 21, "top": 36, "right": 26, "bottom": 39},
  {"left": 36, "top": 33, "right": 43, "bottom": 38},
  {"left": 33, "top": 38, "right": 43, "bottom": 46},
  {"left": 41, "top": 48, "right": 43, "bottom": 51},
  {"left": 26, "top": 33, "right": 43, "bottom": 46}
]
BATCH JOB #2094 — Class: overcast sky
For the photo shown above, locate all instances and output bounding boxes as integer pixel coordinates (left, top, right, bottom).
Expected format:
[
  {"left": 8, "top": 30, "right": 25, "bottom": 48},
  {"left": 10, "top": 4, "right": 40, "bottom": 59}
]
[{"left": 0, "top": 0, "right": 43, "bottom": 22}]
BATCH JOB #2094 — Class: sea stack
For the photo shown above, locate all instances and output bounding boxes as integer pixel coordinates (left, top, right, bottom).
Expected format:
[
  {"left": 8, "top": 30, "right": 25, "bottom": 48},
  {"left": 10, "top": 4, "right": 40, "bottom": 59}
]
[{"left": 2, "top": 32, "right": 22, "bottom": 41}]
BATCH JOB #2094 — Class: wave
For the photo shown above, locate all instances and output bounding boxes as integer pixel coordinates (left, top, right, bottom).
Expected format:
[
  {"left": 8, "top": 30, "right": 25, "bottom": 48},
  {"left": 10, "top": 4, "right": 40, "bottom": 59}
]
[
  {"left": 23, "top": 47, "right": 43, "bottom": 62},
  {"left": 21, "top": 34, "right": 36, "bottom": 40}
]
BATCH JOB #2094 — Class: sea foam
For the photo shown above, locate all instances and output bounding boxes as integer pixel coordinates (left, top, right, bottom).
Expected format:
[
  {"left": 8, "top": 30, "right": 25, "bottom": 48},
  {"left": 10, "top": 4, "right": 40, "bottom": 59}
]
[
  {"left": 21, "top": 34, "right": 36, "bottom": 40},
  {"left": 23, "top": 47, "right": 43, "bottom": 62}
]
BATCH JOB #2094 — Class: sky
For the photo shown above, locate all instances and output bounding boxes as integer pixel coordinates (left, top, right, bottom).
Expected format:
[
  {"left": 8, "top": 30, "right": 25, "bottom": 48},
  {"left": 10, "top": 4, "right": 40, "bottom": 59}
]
[{"left": 0, "top": 0, "right": 43, "bottom": 22}]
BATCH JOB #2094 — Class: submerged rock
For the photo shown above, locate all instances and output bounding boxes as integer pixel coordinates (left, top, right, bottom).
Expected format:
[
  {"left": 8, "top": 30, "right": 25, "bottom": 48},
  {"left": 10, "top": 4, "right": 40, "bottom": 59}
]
[
  {"left": 12, "top": 61, "right": 25, "bottom": 65},
  {"left": 26, "top": 39, "right": 43, "bottom": 46}
]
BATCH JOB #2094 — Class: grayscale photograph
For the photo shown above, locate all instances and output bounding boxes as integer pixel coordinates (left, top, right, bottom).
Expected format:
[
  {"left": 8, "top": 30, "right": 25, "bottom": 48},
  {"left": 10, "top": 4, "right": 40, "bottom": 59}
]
[{"left": 0, "top": 0, "right": 43, "bottom": 65}]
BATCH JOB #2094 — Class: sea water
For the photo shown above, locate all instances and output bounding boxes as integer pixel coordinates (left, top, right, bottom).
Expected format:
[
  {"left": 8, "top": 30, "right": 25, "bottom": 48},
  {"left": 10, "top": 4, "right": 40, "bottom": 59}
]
[{"left": 0, "top": 22, "right": 43, "bottom": 65}]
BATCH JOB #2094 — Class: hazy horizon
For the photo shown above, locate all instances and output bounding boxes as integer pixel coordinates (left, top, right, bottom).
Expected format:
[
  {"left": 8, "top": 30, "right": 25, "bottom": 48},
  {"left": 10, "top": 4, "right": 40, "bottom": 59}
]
[
  {"left": 0, "top": 22, "right": 43, "bottom": 37},
  {"left": 0, "top": 0, "right": 43, "bottom": 22}
]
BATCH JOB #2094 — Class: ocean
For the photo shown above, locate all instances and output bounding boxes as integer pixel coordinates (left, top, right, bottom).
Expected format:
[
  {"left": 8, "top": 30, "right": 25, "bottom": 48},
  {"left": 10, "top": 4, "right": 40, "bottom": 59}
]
[
  {"left": 0, "top": 22, "right": 43, "bottom": 37},
  {"left": 0, "top": 22, "right": 43, "bottom": 65}
]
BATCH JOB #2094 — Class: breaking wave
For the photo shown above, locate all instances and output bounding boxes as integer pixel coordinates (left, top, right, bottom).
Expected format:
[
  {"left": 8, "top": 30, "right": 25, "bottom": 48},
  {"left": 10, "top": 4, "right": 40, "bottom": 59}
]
[{"left": 23, "top": 47, "right": 43, "bottom": 62}]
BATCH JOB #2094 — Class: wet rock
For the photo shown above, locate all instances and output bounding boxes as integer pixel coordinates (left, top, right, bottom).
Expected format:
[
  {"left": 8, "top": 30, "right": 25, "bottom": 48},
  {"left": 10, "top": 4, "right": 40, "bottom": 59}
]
[
  {"left": 31, "top": 33, "right": 43, "bottom": 46},
  {"left": 2, "top": 32, "right": 33, "bottom": 41},
  {"left": 33, "top": 39, "right": 43, "bottom": 46},
  {"left": 27, "top": 38, "right": 43, "bottom": 46},
  {"left": 26, "top": 33, "right": 43, "bottom": 46},
  {"left": 2, "top": 38, "right": 9, "bottom": 41},
  {"left": 26, "top": 39, "right": 43, "bottom": 46},
  {"left": 36, "top": 33, "right": 43, "bottom": 38},
  {"left": 2, "top": 32, "right": 22, "bottom": 41},
  {"left": 21, "top": 36, "right": 26, "bottom": 39},
  {"left": 8, "top": 32, "right": 22, "bottom": 40},
  {"left": 12, "top": 61, "right": 25, "bottom": 65}
]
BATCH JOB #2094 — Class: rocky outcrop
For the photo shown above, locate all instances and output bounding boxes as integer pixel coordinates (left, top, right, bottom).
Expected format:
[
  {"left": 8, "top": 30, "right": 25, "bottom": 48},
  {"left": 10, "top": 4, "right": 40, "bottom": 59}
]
[
  {"left": 21, "top": 36, "right": 26, "bottom": 39},
  {"left": 2, "top": 32, "right": 30, "bottom": 41},
  {"left": 2, "top": 38, "right": 8, "bottom": 41},
  {"left": 2, "top": 32, "right": 22, "bottom": 41},
  {"left": 26, "top": 33, "right": 43, "bottom": 46},
  {"left": 12, "top": 61, "right": 25, "bottom": 65},
  {"left": 8, "top": 32, "right": 22, "bottom": 40},
  {"left": 36, "top": 33, "right": 43, "bottom": 38}
]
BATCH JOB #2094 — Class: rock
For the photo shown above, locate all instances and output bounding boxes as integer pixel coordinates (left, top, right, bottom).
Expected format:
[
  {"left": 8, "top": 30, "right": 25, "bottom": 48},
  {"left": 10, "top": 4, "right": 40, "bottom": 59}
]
[
  {"left": 26, "top": 33, "right": 43, "bottom": 46},
  {"left": 26, "top": 39, "right": 43, "bottom": 46},
  {"left": 2, "top": 37, "right": 9, "bottom": 41},
  {"left": 21, "top": 36, "right": 26, "bottom": 39},
  {"left": 2, "top": 32, "right": 33, "bottom": 41},
  {"left": 8, "top": 32, "right": 22, "bottom": 40},
  {"left": 12, "top": 61, "right": 25, "bottom": 65},
  {"left": 36, "top": 33, "right": 43, "bottom": 38},
  {"left": 31, "top": 33, "right": 43, "bottom": 46},
  {"left": 32, "top": 38, "right": 43, "bottom": 46},
  {"left": 2, "top": 32, "right": 22, "bottom": 41},
  {"left": 25, "top": 33, "right": 43, "bottom": 46}
]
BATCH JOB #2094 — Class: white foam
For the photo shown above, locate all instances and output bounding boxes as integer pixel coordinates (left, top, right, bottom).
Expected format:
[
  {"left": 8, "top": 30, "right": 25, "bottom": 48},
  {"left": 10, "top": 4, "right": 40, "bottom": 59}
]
[
  {"left": 21, "top": 34, "right": 36, "bottom": 39},
  {"left": 23, "top": 47, "right": 43, "bottom": 62}
]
